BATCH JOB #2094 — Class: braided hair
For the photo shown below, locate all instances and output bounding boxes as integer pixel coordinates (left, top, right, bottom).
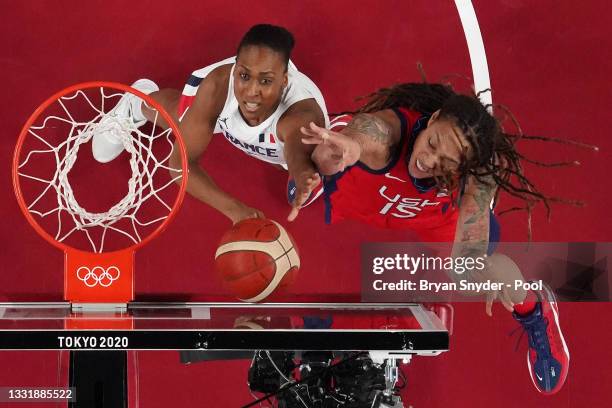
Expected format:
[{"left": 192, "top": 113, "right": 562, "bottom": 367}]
[{"left": 344, "top": 81, "right": 596, "bottom": 238}]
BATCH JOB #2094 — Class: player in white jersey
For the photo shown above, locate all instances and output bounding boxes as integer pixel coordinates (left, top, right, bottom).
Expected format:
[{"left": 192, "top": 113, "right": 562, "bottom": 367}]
[
  {"left": 178, "top": 56, "right": 328, "bottom": 167},
  {"left": 92, "top": 24, "right": 328, "bottom": 223}
]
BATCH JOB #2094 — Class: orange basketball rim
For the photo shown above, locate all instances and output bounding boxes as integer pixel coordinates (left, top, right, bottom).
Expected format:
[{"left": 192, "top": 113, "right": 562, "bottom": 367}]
[{"left": 12, "top": 81, "right": 188, "bottom": 304}]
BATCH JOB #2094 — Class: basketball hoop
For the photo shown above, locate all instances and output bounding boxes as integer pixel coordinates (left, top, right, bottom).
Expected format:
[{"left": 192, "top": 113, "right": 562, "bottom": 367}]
[{"left": 12, "top": 81, "right": 188, "bottom": 304}]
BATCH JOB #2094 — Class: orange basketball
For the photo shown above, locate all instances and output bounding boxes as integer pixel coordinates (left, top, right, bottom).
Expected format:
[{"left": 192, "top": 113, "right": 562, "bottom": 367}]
[{"left": 214, "top": 218, "right": 300, "bottom": 302}]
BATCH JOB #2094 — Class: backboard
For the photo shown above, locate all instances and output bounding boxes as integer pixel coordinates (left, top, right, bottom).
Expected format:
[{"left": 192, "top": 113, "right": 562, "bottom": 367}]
[
  {"left": 0, "top": 302, "right": 448, "bottom": 355},
  {"left": 0, "top": 302, "right": 449, "bottom": 407}
]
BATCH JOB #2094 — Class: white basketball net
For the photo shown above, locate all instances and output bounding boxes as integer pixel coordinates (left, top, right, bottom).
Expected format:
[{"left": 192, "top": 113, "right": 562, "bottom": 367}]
[{"left": 16, "top": 86, "right": 184, "bottom": 253}]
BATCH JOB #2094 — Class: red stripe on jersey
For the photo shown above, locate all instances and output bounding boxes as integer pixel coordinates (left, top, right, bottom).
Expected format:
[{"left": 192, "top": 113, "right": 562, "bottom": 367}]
[
  {"left": 178, "top": 95, "right": 196, "bottom": 118},
  {"left": 269, "top": 133, "right": 276, "bottom": 144},
  {"left": 330, "top": 114, "right": 352, "bottom": 130}
]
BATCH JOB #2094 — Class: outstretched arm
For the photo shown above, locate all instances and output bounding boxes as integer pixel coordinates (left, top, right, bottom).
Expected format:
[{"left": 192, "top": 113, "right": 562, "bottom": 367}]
[
  {"left": 169, "top": 66, "right": 264, "bottom": 224},
  {"left": 280, "top": 99, "right": 325, "bottom": 222},
  {"left": 298, "top": 111, "right": 397, "bottom": 177},
  {"left": 299, "top": 121, "right": 363, "bottom": 173},
  {"left": 451, "top": 175, "right": 527, "bottom": 315}
]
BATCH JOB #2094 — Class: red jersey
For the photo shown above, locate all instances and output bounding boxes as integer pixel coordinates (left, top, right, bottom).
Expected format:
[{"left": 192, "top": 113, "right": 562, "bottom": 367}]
[{"left": 323, "top": 108, "right": 459, "bottom": 241}]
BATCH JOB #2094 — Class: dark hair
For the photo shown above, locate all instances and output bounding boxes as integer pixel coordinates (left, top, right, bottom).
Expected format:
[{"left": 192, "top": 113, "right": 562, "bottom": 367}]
[
  {"left": 347, "top": 81, "right": 596, "bottom": 238},
  {"left": 237, "top": 24, "right": 295, "bottom": 68}
]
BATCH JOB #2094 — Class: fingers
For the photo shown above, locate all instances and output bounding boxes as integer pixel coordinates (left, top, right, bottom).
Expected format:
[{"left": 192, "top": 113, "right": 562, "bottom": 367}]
[
  {"left": 308, "top": 172, "right": 321, "bottom": 188},
  {"left": 231, "top": 207, "right": 265, "bottom": 225},
  {"left": 297, "top": 173, "right": 321, "bottom": 199},
  {"left": 308, "top": 121, "right": 326, "bottom": 134},
  {"left": 301, "top": 122, "right": 344, "bottom": 147},
  {"left": 254, "top": 209, "right": 265, "bottom": 219},
  {"left": 485, "top": 290, "right": 516, "bottom": 316},
  {"left": 304, "top": 121, "right": 342, "bottom": 137},
  {"left": 288, "top": 189, "right": 307, "bottom": 222},
  {"left": 287, "top": 173, "right": 321, "bottom": 222},
  {"left": 287, "top": 188, "right": 310, "bottom": 221},
  {"left": 499, "top": 290, "right": 516, "bottom": 313},
  {"left": 287, "top": 206, "right": 300, "bottom": 222},
  {"left": 485, "top": 292, "right": 495, "bottom": 317},
  {"left": 301, "top": 136, "right": 323, "bottom": 145},
  {"left": 300, "top": 129, "right": 324, "bottom": 145},
  {"left": 300, "top": 122, "right": 327, "bottom": 143}
]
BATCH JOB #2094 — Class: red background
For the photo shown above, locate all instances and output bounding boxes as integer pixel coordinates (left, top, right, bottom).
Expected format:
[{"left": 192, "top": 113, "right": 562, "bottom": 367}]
[{"left": 0, "top": 0, "right": 610, "bottom": 406}]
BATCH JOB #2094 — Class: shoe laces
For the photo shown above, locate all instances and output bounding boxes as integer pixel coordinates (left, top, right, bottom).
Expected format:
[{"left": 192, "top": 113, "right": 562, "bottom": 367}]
[
  {"left": 96, "top": 116, "right": 131, "bottom": 144},
  {"left": 510, "top": 313, "right": 552, "bottom": 359}
]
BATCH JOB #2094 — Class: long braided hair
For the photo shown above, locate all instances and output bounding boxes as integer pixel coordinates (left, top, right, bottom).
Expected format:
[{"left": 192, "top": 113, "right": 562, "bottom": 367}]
[{"left": 343, "top": 81, "right": 596, "bottom": 238}]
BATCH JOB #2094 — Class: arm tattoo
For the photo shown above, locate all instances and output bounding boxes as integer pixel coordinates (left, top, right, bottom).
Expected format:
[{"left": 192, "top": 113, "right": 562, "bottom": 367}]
[
  {"left": 451, "top": 179, "right": 497, "bottom": 284},
  {"left": 457, "top": 185, "right": 493, "bottom": 248},
  {"left": 464, "top": 176, "right": 496, "bottom": 224},
  {"left": 345, "top": 113, "right": 393, "bottom": 145}
]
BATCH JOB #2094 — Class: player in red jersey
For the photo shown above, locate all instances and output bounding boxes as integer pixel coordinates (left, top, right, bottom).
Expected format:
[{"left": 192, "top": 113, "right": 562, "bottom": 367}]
[{"left": 299, "top": 82, "right": 572, "bottom": 395}]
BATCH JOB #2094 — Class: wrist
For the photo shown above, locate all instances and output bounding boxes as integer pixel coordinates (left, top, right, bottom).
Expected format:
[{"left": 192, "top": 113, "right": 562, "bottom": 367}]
[
  {"left": 288, "top": 162, "right": 317, "bottom": 180},
  {"left": 221, "top": 198, "right": 245, "bottom": 222}
]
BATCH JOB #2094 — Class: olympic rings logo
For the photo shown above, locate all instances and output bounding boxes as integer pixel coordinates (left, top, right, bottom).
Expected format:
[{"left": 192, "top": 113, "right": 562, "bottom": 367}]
[{"left": 76, "top": 266, "right": 121, "bottom": 288}]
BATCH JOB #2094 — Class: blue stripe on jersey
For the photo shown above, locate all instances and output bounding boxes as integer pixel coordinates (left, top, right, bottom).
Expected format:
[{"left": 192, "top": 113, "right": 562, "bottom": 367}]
[
  {"left": 186, "top": 75, "right": 204, "bottom": 88},
  {"left": 323, "top": 172, "right": 340, "bottom": 224}
]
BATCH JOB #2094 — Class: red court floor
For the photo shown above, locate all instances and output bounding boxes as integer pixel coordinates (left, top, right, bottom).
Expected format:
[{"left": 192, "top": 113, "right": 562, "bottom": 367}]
[{"left": 0, "top": 1, "right": 610, "bottom": 407}]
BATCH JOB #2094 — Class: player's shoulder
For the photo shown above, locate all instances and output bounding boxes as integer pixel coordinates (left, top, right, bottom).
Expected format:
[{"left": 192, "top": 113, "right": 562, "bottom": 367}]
[
  {"left": 183, "top": 64, "right": 232, "bottom": 123},
  {"left": 276, "top": 98, "right": 324, "bottom": 141},
  {"left": 369, "top": 109, "right": 399, "bottom": 125},
  {"left": 370, "top": 108, "right": 421, "bottom": 139},
  {"left": 332, "top": 110, "right": 397, "bottom": 125},
  {"left": 279, "top": 64, "right": 325, "bottom": 120},
  {"left": 192, "top": 64, "right": 232, "bottom": 115},
  {"left": 282, "top": 97, "right": 321, "bottom": 117},
  {"left": 199, "top": 64, "right": 232, "bottom": 94},
  {"left": 337, "top": 110, "right": 400, "bottom": 137}
]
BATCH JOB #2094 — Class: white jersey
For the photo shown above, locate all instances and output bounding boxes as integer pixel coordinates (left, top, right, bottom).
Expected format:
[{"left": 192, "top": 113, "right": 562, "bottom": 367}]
[{"left": 180, "top": 56, "right": 329, "bottom": 166}]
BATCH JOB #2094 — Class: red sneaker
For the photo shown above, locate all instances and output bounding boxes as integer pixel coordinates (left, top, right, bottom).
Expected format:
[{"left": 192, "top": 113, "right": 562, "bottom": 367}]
[{"left": 512, "top": 283, "right": 570, "bottom": 394}]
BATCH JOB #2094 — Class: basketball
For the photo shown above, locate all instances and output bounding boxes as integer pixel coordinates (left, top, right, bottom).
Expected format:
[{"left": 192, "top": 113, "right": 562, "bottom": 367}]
[{"left": 214, "top": 218, "right": 300, "bottom": 302}]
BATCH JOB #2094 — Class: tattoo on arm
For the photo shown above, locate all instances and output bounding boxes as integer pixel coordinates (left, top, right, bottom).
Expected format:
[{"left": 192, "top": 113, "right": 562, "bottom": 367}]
[
  {"left": 451, "top": 178, "right": 497, "bottom": 283},
  {"left": 464, "top": 175, "right": 496, "bottom": 224},
  {"left": 345, "top": 114, "right": 393, "bottom": 145},
  {"left": 458, "top": 183, "right": 494, "bottom": 246}
]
